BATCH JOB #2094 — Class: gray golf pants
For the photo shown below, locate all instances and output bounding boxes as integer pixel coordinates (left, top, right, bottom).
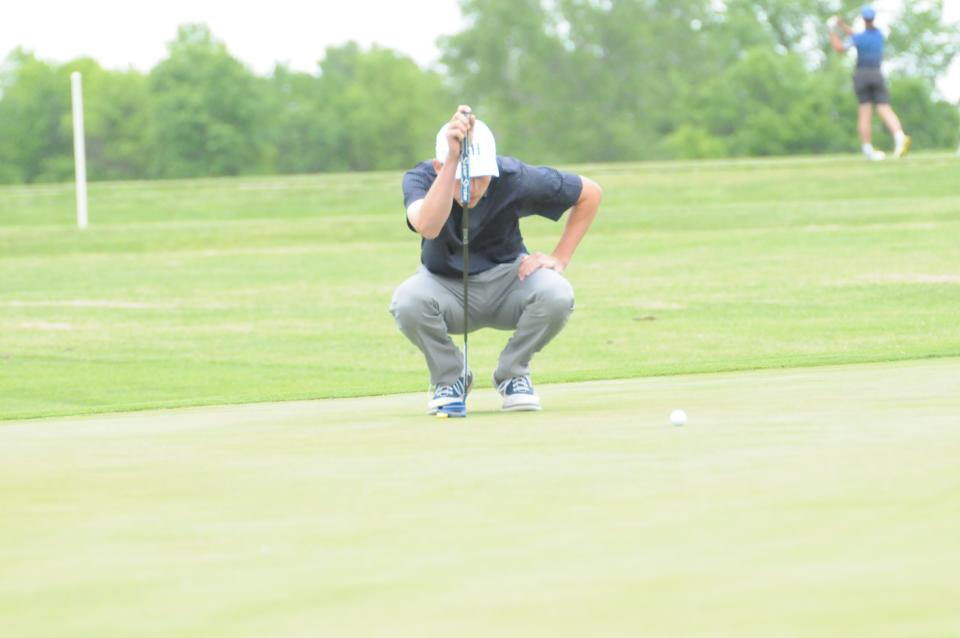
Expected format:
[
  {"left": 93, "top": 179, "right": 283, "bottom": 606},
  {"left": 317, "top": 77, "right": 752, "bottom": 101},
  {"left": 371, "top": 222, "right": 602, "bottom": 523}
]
[{"left": 390, "top": 256, "right": 575, "bottom": 386}]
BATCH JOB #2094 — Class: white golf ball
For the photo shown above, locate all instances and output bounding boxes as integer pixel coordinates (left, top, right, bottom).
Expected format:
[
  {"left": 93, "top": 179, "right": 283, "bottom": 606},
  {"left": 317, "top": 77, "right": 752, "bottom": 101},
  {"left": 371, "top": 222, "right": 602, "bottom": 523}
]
[{"left": 670, "top": 409, "right": 687, "bottom": 426}]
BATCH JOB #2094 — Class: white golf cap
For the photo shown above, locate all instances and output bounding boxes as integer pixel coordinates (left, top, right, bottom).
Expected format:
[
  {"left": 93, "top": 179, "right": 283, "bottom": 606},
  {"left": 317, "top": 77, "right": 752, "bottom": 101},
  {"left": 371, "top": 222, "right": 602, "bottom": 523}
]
[{"left": 435, "top": 119, "right": 499, "bottom": 178}]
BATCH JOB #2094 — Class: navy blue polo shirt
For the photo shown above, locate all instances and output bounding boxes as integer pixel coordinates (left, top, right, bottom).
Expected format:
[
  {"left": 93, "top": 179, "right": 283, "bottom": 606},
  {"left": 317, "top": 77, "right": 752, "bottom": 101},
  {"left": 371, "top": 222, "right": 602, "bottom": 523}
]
[
  {"left": 402, "top": 156, "right": 583, "bottom": 277},
  {"left": 850, "top": 28, "right": 884, "bottom": 68}
]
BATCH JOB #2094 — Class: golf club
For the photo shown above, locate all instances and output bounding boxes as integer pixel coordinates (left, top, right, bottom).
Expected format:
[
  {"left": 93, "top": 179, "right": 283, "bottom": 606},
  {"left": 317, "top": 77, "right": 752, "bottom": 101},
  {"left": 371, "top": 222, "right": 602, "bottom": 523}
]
[
  {"left": 460, "top": 109, "right": 471, "bottom": 408},
  {"left": 437, "top": 109, "right": 472, "bottom": 419}
]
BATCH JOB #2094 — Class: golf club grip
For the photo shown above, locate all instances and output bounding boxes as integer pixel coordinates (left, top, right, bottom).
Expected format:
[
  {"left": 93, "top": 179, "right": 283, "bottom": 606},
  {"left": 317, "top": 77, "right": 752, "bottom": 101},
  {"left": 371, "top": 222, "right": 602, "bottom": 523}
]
[
  {"left": 459, "top": 109, "right": 472, "bottom": 162},
  {"left": 459, "top": 111, "right": 471, "bottom": 207}
]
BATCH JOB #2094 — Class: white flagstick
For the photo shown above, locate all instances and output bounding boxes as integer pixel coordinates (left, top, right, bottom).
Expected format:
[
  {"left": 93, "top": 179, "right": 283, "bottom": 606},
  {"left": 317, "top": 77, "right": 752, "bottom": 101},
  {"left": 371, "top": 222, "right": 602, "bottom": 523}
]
[{"left": 71, "top": 72, "right": 88, "bottom": 229}]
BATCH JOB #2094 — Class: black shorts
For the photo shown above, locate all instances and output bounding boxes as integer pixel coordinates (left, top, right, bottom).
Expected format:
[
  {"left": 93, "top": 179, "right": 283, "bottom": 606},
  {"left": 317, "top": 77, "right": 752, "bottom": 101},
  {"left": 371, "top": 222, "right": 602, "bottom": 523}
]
[{"left": 853, "top": 67, "right": 889, "bottom": 105}]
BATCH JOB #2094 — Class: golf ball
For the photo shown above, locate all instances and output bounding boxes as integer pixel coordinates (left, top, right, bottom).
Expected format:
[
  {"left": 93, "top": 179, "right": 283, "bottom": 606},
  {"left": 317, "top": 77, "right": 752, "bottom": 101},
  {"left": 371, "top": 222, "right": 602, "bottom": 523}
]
[{"left": 670, "top": 409, "right": 687, "bottom": 426}]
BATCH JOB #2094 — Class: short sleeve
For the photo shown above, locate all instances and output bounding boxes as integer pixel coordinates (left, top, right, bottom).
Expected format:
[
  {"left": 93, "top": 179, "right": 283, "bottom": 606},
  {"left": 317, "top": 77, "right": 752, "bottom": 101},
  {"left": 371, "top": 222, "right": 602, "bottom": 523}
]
[
  {"left": 402, "top": 162, "right": 436, "bottom": 209},
  {"left": 518, "top": 164, "right": 583, "bottom": 221},
  {"left": 402, "top": 162, "right": 438, "bottom": 232}
]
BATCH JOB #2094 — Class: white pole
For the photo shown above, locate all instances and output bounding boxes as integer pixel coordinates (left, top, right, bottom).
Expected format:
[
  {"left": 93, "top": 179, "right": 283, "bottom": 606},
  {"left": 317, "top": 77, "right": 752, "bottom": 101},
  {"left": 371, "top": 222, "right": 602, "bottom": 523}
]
[{"left": 71, "top": 72, "right": 88, "bottom": 229}]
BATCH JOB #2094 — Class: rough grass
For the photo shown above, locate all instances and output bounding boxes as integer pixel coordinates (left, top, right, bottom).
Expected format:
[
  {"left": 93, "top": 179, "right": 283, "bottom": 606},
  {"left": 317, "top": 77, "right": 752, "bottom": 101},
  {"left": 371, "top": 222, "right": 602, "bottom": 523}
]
[{"left": 1, "top": 153, "right": 958, "bottom": 419}]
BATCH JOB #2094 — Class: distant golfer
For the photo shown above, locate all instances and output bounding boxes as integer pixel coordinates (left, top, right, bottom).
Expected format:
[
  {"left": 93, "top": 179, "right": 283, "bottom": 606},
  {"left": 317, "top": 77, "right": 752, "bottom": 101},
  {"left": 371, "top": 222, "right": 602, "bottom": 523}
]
[
  {"left": 829, "top": 5, "right": 911, "bottom": 160},
  {"left": 390, "top": 106, "right": 602, "bottom": 414}
]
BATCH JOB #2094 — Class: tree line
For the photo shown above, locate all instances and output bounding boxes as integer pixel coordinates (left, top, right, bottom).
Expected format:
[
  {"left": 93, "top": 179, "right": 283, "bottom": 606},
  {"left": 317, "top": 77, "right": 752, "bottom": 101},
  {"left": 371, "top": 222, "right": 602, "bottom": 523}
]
[{"left": 1, "top": 0, "right": 958, "bottom": 184}]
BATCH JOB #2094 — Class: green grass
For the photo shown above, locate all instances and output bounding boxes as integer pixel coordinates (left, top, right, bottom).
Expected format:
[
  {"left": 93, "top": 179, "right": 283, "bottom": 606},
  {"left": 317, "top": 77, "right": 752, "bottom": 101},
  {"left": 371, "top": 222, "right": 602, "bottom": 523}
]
[
  {"left": 2, "top": 154, "right": 959, "bottom": 636},
  {"left": 1, "top": 359, "right": 958, "bottom": 637},
  {"left": 2, "top": 153, "right": 959, "bottom": 419}
]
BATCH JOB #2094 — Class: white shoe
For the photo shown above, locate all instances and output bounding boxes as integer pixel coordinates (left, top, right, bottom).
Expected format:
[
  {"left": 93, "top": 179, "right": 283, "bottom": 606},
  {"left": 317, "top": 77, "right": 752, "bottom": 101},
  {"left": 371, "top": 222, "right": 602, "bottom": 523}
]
[
  {"left": 894, "top": 135, "right": 911, "bottom": 159},
  {"left": 495, "top": 374, "right": 542, "bottom": 412},
  {"left": 866, "top": 150, "right": 886, "bottom": 161}
]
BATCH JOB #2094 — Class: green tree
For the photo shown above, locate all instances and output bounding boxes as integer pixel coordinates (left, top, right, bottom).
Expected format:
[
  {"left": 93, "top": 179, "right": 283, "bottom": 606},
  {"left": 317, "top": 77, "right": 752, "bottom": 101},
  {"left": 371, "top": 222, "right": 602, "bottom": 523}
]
[
  {"left": 442, "top": 0, "right": 714, "bottom": 161},
  {"left": 264, "top": 65, "right": 344, "bottom": 174},
  {"left": 887, "top": 0, "right": 960, "bottom": 87},
  {"left": 60, "top": 58, "right": 153, "bottom": 181},
  {"left": 719, "top": 0, "right": 866, "bottom": 56},
  {"left": 557, "top": 0, "right": 719, "bottom": 160},
  {"left": 3, "top": 5, "right": 958, "bottom": 185},
  {"left": 0, "top": 49, "right": 73, "bottom": 183},
  {"left": 0, "top": 52, "right": 25, "bottom": 183},
  {"left": 317, "top": 43, "right": 453, "bottom": 171},
  {"left": 149, "top": 24, "right": 269, "bottom": 178},
  {"left": 440, "top": 0, "right": 568, "bottom": 159},
  {"left": 675, "top": 48, "right": 858, "bottom": 158},
  {"left": 889, "top": 76, "right": 960, "bottom": 149}
]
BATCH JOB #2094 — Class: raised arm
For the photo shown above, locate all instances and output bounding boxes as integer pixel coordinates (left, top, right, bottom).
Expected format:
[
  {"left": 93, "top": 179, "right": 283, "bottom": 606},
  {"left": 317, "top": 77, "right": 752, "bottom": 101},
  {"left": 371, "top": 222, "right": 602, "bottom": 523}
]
[
  {"left": 407, "top": 107, "right": 475, "bottom": 240},
  {"left": 828, "top": 16, "right": 854, "bottom": 53},
  {"left": 838, "top": 16, "right": 854, "bottom": 37},
  {"left": 829, "top": 29, "right": 847, "bottom": 53}
]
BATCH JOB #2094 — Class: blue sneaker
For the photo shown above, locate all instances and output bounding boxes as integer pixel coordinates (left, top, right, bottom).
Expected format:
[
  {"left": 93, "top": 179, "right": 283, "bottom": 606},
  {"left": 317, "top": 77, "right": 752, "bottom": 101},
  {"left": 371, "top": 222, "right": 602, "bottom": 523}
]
[
  {"left": 495, "top": 374, "right": 542, "bottom": 412},
  {"left": 427, "top": 371, "right": 473, "bottom": 415}
]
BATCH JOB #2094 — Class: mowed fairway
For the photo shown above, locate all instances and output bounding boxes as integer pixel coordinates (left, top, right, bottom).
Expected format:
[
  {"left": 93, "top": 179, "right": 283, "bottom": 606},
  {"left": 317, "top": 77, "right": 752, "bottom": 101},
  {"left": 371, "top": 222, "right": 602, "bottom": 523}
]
[
  {"left": 1, "top": 359, "right": 959, "bottom": 637},
  {"left": 1, "top": 153, "right": 959, "bottom": 419}
]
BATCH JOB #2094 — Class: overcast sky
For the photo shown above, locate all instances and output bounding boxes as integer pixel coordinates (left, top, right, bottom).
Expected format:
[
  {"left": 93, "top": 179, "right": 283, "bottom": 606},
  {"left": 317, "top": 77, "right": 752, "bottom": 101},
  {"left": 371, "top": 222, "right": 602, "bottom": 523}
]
[
  {"left": 2, "top": 0, "right": 958, "bottom": 101},
  {"left": 0, "top": 0, "right": 464, "bottom": 73}
]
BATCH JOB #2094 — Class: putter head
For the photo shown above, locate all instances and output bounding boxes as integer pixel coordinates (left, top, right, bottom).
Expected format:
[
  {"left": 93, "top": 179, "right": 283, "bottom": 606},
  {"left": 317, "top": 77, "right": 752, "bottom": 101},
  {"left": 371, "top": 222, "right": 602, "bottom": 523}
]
[{"left": 436, "top": 401, "right": 467, "bottom": 418}]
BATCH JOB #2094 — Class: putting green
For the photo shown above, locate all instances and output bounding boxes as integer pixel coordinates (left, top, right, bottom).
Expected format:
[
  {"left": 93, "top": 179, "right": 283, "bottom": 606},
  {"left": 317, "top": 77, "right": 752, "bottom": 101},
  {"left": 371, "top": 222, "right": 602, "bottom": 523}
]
[{"left": 2, "top": 358, "right": 958, "bottom": 637}]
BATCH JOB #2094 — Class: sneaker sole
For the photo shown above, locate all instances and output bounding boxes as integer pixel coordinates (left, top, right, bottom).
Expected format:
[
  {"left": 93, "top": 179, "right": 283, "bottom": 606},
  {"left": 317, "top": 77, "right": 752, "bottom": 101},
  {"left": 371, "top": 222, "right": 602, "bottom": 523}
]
[
  {"left": 436, "top": 401, "right": 467, "bottom": 418},
  {"left": 426, "top": 375, "right": 474, "bottom": 415}
]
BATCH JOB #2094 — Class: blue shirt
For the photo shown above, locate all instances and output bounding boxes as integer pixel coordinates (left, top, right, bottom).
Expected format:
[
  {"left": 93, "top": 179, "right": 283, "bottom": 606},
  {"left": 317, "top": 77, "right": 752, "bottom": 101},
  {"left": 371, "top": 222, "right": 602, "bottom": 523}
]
[
  {"left": 402, "top": 156, "right": 583, "bottom": 277},
  {"left": 849, "top": 28, "right": 884, "bottom": 68}
]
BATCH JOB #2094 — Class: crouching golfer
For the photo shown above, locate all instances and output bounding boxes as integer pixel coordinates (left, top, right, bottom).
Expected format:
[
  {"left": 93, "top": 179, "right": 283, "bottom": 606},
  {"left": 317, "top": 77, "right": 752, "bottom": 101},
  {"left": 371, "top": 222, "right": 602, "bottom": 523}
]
[{"left": 390, "top": 106, "right": 602, "bottom": 414}]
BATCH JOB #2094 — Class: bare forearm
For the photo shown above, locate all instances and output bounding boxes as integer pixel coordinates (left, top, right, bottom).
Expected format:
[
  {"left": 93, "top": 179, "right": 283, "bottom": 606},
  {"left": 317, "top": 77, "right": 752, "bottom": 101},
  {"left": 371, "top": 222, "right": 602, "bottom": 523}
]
[
  {"left": 552, "top": 178, "right": 602, "bottom": 268},
  {"left": 408, "top": 106, "right": 474, "bottom": 239},
  {"left": 409, "top": 162, "right": 458, "bottom": 239},
  {"left": 829, "top": 31, "right": 846, "bottom": 53}
]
